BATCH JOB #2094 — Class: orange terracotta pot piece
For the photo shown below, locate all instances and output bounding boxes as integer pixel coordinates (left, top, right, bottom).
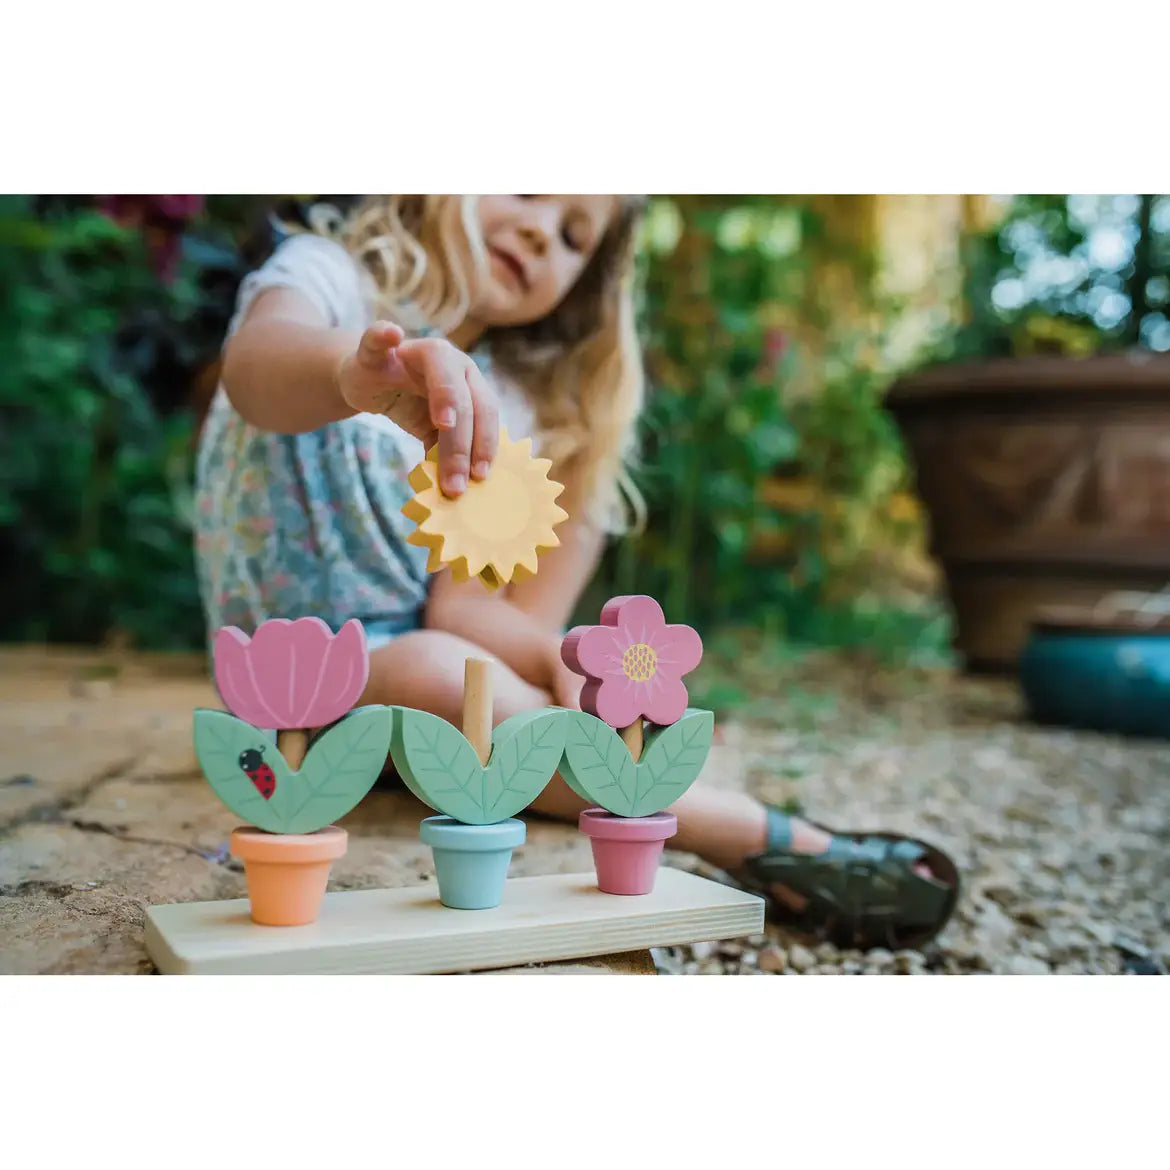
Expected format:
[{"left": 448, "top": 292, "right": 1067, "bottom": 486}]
[{"left": 230, "top": 825, "right": 348, "bottom": 926}]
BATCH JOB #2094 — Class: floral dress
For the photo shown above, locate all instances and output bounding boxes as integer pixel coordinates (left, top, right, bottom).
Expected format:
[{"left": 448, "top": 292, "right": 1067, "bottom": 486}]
[{"left": 193, "top": 233, "right": 535, "bottom": 648}]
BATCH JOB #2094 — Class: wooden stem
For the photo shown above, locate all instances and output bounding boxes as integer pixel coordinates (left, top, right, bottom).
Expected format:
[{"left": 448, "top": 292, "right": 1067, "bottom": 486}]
[
  {"left": 463, "top": 658, "right": 493, "bottom": 765},
  {"left": 620, "top": 719, "right": 644, "bottom": 763},
  {"left": 277, "top": 728, "right": 308, "bottom": 772}
]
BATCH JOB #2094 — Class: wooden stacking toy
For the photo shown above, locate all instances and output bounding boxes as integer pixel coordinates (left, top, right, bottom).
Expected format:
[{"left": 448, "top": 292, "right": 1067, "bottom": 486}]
[
  {"left": 144, "top": 436, "right": 762, "bottom": 973},
  {"left": 193, "top": 617, "right": 389, "bottom": 925},
  {"left": 389, "top": 658, "right": 565, "bottom": 909},
  {"left": 560, "top": 595, "right": 711, "bottom": 894}
]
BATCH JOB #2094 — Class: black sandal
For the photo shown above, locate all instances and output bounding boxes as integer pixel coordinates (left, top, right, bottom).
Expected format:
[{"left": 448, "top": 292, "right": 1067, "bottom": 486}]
[{"left": 734, "top": 807, "right": 960, "bottom": 951}]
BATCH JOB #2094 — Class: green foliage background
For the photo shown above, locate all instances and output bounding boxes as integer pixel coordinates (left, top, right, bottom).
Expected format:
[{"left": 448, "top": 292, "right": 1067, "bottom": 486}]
[
  {"left": 3, "top": 193, "right": 1162, "bottom": 655},
  {"left": 941, "top": 194, "right": 1170, "bottom": 361},
  {"left": 0, "top": 195, "right": 262, "bottom": 649},
  {"left": 1, "top": 202, "right": 204, "bottom": 648},
  {"left": 585, "top": 195, "right": 922, "bottom": 651}
]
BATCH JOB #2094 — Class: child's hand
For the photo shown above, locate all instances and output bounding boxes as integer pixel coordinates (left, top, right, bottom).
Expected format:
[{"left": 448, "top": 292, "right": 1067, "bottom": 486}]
[{"left": 338, "top": 321, "right": 500, "bottom": 497}]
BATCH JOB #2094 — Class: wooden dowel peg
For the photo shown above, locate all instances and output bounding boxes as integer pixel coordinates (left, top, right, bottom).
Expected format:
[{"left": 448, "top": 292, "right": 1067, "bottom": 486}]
[
  {"left": 463, "top": 658, "right": 493, "bottom": 765},
  {"left": 277, "top": 728, "right": 308, "bottom": 771},
  {"left": 620, "top": 719, "right": 643, "bottom": 763}
]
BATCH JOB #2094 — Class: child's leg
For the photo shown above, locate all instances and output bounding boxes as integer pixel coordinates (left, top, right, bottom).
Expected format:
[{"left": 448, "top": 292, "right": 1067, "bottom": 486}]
[{"left": 361, "top": 629, "right": 550, "bottom": 723}]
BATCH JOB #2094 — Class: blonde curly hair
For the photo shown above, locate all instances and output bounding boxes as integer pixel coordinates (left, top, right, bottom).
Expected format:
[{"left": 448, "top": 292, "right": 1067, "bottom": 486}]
[{"left": 303, "top": 195, "right": 646, "bottom": 532}]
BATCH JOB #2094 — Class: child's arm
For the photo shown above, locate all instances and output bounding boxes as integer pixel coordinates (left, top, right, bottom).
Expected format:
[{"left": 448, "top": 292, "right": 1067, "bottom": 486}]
[
  {"left": 507, "top": 532, "right": 604, "bottom": 635},
  {"left": 221, "top": 287, "right": 499, "bottom": 496}
]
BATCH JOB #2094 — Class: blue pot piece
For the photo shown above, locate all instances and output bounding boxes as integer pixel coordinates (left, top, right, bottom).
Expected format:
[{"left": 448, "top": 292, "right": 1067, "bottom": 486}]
[{"left": 420, "top": 816, "right": 526, "bottom": 910}]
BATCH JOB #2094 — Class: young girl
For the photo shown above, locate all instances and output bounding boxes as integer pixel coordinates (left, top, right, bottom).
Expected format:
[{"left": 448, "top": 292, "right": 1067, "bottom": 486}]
[{"left": 195, "top": 194, "right": 958, "bottom": 950}]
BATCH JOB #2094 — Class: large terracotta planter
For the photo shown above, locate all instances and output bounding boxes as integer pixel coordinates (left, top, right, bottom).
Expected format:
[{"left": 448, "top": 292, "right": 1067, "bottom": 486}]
[{"left": 886, "top": 353, "right": 1170, "bottom": 673}]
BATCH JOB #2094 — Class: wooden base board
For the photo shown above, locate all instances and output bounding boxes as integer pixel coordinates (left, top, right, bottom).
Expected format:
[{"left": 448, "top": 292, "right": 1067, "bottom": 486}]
[{"left": 145, "top": 868, "right": 764, "bottom": 975}]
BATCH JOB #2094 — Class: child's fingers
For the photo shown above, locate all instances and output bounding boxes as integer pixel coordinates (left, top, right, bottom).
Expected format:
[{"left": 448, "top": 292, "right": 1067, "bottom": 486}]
[
  {"left": 437, "top": 413, "right": 473, "bottom": 496},
  {"left": 392, "top": 339, "right": 490, "bottom": 495},
  {"left": 356, "top": 321, "right": 406, "bottom": 369},
  {"left": 424, "top": 351, "right": 474, "bottom": 496},
  {"left": 466, "top": 363, "right": 499, "bottom": 480},
  {"left": 395, "top": 340, "right": 461, "bottom": 430}
]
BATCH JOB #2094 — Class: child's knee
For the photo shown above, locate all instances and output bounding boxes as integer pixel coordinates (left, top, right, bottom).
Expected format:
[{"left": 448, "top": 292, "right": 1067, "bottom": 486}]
[{"left": 367, "top": 629, "right": 550, "bottom": 719}]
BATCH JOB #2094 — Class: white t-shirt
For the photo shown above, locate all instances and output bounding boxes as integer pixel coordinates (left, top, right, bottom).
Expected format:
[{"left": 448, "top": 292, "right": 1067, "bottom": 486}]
[{"left": 193, "top": 233, "right": 535, "bottom": 639}]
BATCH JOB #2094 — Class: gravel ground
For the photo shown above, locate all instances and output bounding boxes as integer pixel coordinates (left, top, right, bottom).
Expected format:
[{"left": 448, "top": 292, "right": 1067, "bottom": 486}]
[{"left": 654, "top": 644, "right": 1170, "bottom": 975}]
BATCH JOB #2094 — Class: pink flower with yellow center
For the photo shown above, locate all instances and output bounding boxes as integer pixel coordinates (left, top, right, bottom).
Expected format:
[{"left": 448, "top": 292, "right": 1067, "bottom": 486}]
[{"left": 561, "top": 595, "right": 703, "bottom": 729}]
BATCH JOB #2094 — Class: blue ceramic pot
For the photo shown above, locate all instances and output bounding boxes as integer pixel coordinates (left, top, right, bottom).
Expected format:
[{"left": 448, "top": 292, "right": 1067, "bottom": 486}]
[
  {"left": 419, "top": 816, "right": 526, "bottom": 910},
  {"left": 1019, "top": 630, "right": 1170, "bottom": 739}
]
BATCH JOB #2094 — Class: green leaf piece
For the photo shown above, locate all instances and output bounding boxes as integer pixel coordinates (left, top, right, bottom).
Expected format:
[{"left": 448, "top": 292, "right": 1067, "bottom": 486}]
[
  {"left": 630, "top": 709, "right": 714, "bottom": 817},
  {"left": 560, "top": 709, "right": 636, "bottom": 807},
  {"left": 390, "top": 707, "right": 485, "bottom": 816},
  {"left": 194, "top": 709, "right": 289, "bottom": 834},
  {"left": 193, "top": 706, "right": 391, "bottom": 834},
  {"left": 484, "top": 708, "right": 567, "bottom": 822},
  {"left": 389, "top": 706, "right": 566, "bottom": 825},
  {"left": 284, "top": 706, "right": 391, "bottom": 833},
  {"left": 559, "top": 708, "right": 714, "bottom": 817}
]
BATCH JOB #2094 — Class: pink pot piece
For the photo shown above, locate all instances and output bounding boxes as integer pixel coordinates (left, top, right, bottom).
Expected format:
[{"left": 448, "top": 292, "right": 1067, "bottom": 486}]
[
  {"left": 213, "top": 617, "right": 369, "bottom": 730},
  {"left": 579, "top": 809, "right": 678, "bottom": 895},
  {"left": 561, "top": 595, "right": 703, "bottom": 729}
]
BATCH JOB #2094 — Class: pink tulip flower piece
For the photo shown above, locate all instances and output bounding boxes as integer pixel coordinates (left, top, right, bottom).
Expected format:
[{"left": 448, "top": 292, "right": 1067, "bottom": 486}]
[
  {"left": 561, "top": 595, "right": 703, "bottom": 729},
  {"left": 213, "top": 617, "right": 369, "bottom": 730}
]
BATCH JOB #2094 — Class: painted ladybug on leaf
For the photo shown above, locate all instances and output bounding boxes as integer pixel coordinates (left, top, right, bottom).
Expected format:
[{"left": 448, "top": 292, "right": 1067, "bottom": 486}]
[{"left": 238, "top": 746, "right": 277, "bottom": 800}]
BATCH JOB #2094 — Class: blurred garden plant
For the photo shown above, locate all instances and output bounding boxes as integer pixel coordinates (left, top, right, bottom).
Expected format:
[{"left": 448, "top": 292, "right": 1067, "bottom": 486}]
[
  {"left": 0, "top": 195, "right": 264, "bottom": 649},
  {"left": 584, "top": 196, "right": 936, "bottom": 659}
]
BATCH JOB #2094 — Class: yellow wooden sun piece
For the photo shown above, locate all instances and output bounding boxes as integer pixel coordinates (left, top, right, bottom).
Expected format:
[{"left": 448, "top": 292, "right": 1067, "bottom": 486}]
[{"left": 402, "top": 428, "right": 569, "bottom": 590}]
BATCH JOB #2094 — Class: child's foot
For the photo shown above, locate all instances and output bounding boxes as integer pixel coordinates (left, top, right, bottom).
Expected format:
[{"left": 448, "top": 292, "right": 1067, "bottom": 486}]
[{"left": 732, "top": 807, "right": 959, "bottom": 951}]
